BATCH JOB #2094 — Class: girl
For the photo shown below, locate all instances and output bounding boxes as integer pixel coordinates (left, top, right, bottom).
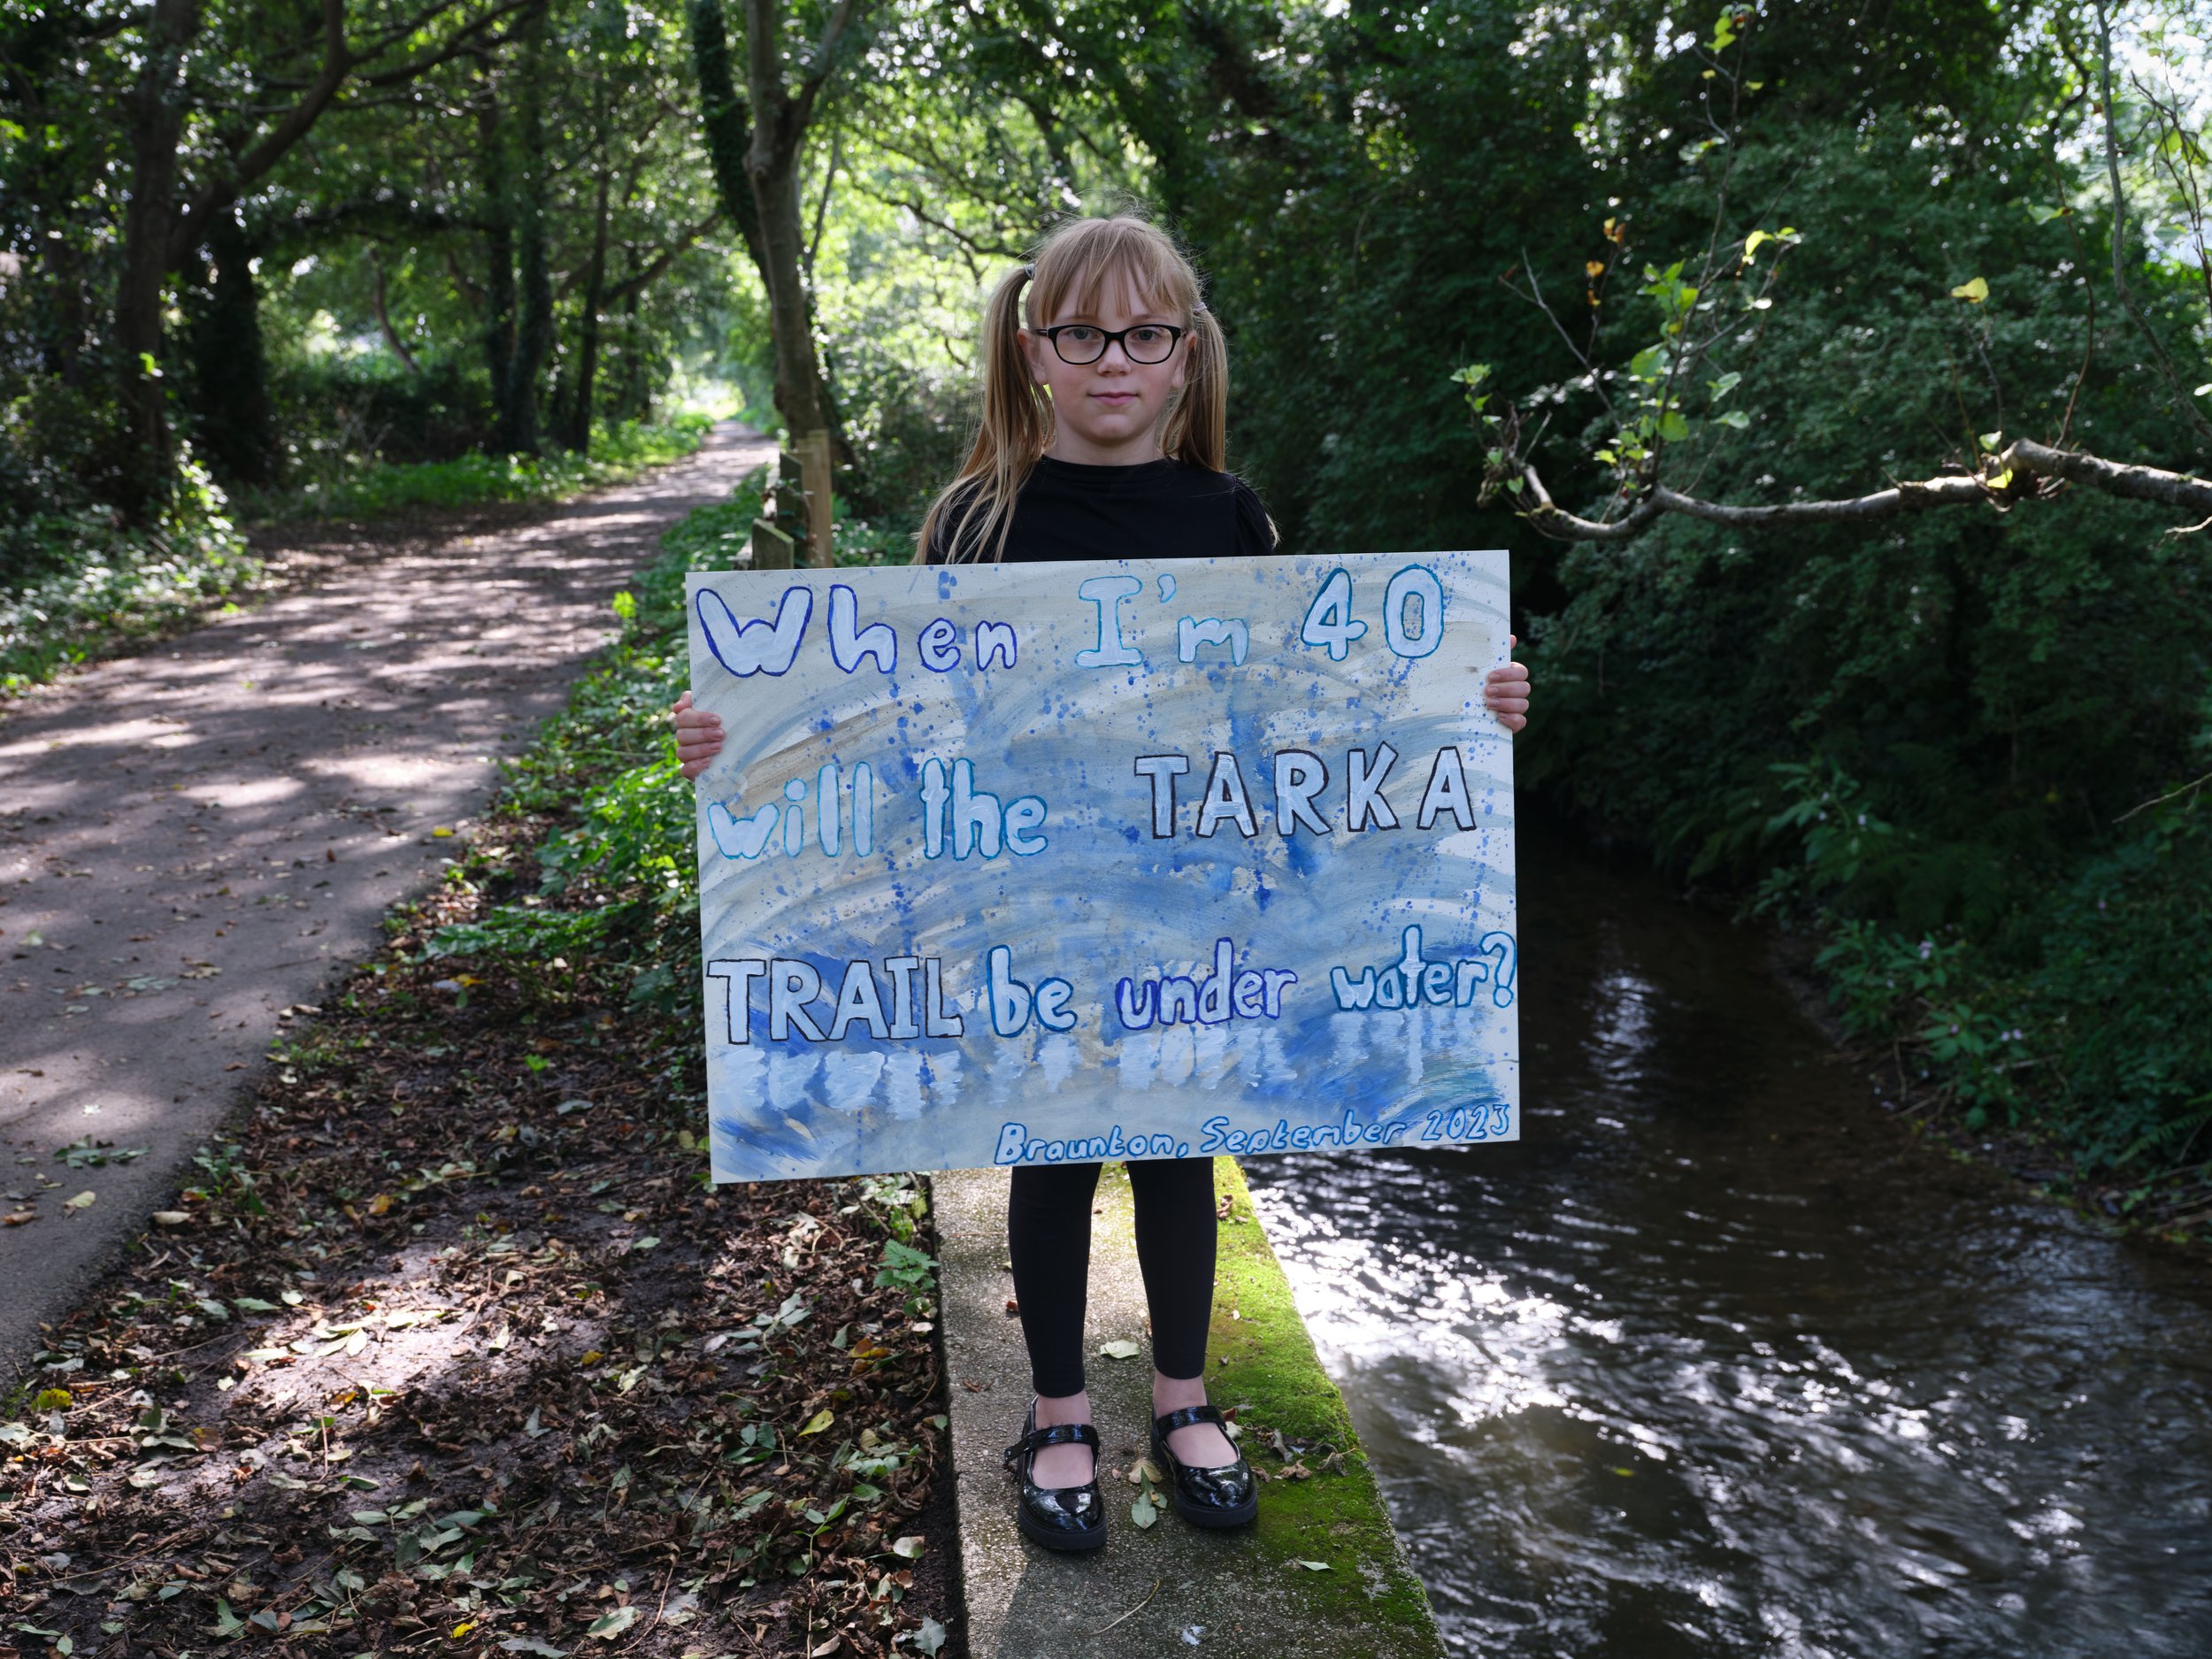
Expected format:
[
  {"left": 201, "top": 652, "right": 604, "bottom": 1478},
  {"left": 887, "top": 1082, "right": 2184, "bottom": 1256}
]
[{"left": 672, "top": 214, "right": 1532, "bottom": 1551}]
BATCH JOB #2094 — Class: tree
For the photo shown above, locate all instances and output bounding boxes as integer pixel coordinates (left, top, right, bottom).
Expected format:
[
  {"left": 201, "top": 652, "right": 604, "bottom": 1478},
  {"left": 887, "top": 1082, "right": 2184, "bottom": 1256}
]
[
  {"left": 687, "top": 0, "right": 871, "bottom": 453},
  {"left": 1470, "top": 5, "right": 2212, "bottom": 541},
  {"left": 98, "top": 0, "right": 526, "bottom": 513}
]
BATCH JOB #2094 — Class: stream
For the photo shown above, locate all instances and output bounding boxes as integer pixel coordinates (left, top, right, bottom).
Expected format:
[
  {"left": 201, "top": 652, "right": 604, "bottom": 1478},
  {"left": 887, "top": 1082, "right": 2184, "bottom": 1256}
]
[{"left": 1243, "top": 823, "right": 2212, "bottom": 1658}]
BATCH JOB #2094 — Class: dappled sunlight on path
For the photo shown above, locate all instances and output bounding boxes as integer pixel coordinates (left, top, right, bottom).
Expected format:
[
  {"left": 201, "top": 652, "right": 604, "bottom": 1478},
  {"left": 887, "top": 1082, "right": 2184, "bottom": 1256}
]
[{"left": 0, "top": 423, "right": 772, "bottom": 1365}]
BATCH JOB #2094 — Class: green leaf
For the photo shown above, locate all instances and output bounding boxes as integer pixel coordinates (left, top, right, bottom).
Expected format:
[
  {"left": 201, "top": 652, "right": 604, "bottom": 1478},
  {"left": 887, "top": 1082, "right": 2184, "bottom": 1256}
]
[
  {"left": 911, "top": 1617, "right": 949, "bottom": 1656},
  {"left": 585, "top": 1606, "right": 639, "bottom": 1639},
  {"left": 800, "top": 1408, "right": 835, "bottom": 1435},
  {"left": 1708, "top": 370, "right": 1742, "bottom": 402},
  {"left": 891, "top": 1534, "right": 926, "bottom": 1559},
  {"left": 1978, "top": 431, "right": 2004, "bottom": 452},
  {"left": 1656, "top": 411, "right": 1691, "bottom": 443},
  {"left": 1741, "top": 230, "right": 1770, "bottom": 264},
  {"left": 1097, "top": 1339, "right": 1141, "bottom": 1360},
  {"left": 211, "top": 1597, "right": 247, "bottom": 1637},
  {"left": 498, "top": 1640, "right": 570, "bottom": 1656},
  {"left": 1294, "top": 1558, "right": 1333, "bottom": 1571},
  {"left": 1713, "top": 409, "right": 1751, "bottom": 429},
  {"left": 2027, "top": 204, "right": 2070, "bottom": 225},
  {"left": 1949, "top": 276, "right": 1990, "bottom": 303},
  {"left": 1131, "top": 1490, "right": 1158, "bottom": 1529}
]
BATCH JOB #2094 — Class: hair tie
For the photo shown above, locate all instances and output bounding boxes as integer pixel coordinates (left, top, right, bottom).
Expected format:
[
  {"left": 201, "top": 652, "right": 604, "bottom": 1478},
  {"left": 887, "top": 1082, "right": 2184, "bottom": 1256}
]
[{"left": 1018, "top": 264, "right": 1036, "bottom": 282}]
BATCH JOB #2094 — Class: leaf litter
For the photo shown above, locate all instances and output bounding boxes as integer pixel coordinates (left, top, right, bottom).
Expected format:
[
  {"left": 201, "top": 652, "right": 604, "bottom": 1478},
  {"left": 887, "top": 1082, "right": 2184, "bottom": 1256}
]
[{"left": 0, "top": 818, "right": 958, "bottom": 1657}]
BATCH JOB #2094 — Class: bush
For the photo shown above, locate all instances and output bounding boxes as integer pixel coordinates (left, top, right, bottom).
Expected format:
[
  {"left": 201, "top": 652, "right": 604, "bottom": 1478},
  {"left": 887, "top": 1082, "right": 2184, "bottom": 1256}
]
[{"left": 0, "top": 449, "right": 260, "bottom": 693}]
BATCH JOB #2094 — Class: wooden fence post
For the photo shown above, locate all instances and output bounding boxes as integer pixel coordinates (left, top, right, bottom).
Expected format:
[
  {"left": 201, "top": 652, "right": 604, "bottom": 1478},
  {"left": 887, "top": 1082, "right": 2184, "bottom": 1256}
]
[{"left": 749, "top": 517, "right": 795, "bottom": 570}]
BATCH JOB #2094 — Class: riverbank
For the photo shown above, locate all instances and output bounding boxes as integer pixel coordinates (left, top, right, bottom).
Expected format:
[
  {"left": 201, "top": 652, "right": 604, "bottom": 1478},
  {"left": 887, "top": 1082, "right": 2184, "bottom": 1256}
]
[{"left": 1763, "top": 928, "right": 2212, "bottom": 1255}]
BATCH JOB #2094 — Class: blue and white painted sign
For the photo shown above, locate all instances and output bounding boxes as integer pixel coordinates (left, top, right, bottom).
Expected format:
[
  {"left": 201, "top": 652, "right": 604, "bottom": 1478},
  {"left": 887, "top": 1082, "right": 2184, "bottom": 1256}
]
[{"left": 687, "top": 551, "right": 1517, "bottom": 1184}]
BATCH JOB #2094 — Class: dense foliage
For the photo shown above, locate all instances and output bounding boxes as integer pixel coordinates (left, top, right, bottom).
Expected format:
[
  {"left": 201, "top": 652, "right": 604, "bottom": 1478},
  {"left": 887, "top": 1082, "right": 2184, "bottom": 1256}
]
[{"left": 4, "top": 0, "right": 2208, "bottom": 1200}]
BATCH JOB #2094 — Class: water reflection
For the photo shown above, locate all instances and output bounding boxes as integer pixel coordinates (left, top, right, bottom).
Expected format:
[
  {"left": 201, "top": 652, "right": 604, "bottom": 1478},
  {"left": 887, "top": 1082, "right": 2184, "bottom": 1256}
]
[{"left": 1245, "top": 829, "right": 2212, "bottom": 1658}]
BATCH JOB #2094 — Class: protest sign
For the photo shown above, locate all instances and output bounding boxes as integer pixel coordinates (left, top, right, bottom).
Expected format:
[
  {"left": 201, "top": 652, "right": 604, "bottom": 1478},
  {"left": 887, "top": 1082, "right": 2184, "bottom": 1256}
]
[{"left": 687, "top": 551, "right": 1517, "bottom": 1184}]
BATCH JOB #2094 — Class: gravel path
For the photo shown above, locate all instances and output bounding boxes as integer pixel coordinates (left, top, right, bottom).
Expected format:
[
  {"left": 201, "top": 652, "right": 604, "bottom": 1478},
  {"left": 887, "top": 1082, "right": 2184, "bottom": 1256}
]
[{"left": 0, "top": 421, "right": 770, "bottom": 1369}]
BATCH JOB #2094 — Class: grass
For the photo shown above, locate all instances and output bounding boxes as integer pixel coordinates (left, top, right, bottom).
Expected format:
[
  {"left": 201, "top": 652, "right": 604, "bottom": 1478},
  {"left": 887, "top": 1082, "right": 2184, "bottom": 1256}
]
[
  {"left": 1127, "top": 1156, "right": 1448, "bottom": 1656},
  {"left": 244, "top": 414, "right": 714, "bottom": 524}
]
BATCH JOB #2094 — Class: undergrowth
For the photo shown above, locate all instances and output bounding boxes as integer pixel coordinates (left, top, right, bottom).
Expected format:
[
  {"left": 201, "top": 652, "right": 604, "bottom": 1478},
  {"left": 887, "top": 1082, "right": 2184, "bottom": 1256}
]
[
  {"left": 244, "top": 415, "right": 713, "bottom": 524},
  {"left": 0, "top": 451, "right": 261, "bottom": 695}
]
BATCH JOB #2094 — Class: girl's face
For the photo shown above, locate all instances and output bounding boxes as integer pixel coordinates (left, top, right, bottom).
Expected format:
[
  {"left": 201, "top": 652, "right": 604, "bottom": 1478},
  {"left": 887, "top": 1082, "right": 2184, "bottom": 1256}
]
[{"left": 1021, "top": 278, "right": 1189, "bottom": 465}]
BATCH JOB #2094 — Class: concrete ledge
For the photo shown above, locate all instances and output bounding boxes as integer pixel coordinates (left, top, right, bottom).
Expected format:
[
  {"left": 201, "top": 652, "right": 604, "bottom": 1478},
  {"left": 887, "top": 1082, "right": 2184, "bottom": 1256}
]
[{"left": 935, "top": 1158, "right": 1445, "bottom": 1658}]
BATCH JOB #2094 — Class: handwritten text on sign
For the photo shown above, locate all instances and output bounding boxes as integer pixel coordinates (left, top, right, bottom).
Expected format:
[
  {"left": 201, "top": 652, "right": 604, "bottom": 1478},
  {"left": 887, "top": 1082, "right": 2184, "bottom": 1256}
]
[{"left": 687, "top": 551, "right": 1517, "bottom": 1183}]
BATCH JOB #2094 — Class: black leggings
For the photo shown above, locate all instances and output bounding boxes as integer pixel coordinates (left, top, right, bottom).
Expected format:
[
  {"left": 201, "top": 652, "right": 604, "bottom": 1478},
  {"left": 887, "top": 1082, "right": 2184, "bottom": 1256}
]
[{"left": 1007, "top": 1156, "right": 1217, "bottom": 1398}]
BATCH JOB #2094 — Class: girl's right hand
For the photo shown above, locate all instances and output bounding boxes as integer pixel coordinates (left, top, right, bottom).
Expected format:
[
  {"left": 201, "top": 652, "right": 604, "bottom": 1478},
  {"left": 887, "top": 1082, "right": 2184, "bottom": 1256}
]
[{"left": 672, "top": 689, "right": 725, "bottom": 780}]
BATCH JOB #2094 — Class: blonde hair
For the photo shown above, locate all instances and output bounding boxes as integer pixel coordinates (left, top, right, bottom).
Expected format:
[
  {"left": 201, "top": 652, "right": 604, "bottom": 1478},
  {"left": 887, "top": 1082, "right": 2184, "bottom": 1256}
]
[{"left": 917, "top": 214, "right": 1228, "bottom": 565}]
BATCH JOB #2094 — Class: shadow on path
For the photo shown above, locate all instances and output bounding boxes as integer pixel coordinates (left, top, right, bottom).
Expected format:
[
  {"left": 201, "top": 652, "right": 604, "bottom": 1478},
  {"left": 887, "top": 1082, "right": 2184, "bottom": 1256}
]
[{"left": 0, "top": 421, "right": 773, "bottom": 1370}]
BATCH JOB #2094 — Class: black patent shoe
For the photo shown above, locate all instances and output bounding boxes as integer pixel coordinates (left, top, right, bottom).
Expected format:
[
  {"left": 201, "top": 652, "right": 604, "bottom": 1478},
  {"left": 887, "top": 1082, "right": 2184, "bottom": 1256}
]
[
  {"left": 1002, "top": 1401, "right": 1108, "bottom": 1552},
  {"left": 1150, "top": 1403, "right": 1259, "bottom": 1528}
]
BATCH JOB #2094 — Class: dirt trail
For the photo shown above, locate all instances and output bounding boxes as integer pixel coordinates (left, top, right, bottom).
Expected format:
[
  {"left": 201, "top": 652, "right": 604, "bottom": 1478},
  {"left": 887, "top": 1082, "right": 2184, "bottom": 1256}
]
[{"left": 0, "top": 422, "right": 771, "bottom": 1370}]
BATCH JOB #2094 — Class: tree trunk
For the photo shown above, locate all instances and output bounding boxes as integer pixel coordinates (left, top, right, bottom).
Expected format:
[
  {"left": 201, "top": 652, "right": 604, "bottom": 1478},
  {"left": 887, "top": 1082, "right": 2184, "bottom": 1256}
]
[
  {"left": 684, "top": 0, "right": 767, "bottom": 269},
  {"left": 502, "top": 0, "right": 554, "bottom": 456},
  {"left": 476, "top": 73, "right": 518, "bottom": 452},
  {"left": 187, "top": 207, "right": 276, "bottom": 488},
  {"left": 613, "top": 284, "right": 649, "bottom": 421},
  {"left": 687, "top": 0, "right": 859, "bottom": 457},
  {"left": 748, "top": 139, "right": 830, "bottom": 439},
  {"left": 557, "top": 82, "right": 614, "bottom": 454},
  {"left": 113, "top": 0, "right": 204, "bottom": 520}
]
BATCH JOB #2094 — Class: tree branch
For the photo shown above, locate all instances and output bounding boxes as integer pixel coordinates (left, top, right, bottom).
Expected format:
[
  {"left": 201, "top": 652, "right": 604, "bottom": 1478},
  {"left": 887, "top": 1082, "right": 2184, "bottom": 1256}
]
[
  {"left": 1497, "top": 439, "right": 2212, "bottom": 542},
  {"left": 789, "top": 0, "right": 860, "bottom": 136},
  {"left": 603, "top": 211, "right": 721, "bottom": 304},
  {"left": 369, "top": 253, "right": 421, "bottom": 374}
]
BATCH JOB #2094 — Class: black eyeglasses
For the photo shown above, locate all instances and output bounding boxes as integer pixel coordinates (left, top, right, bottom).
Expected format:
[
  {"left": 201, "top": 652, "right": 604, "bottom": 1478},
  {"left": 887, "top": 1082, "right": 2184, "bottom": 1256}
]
[{"left": 1031, "top": 322, "right": 1187, "bottom": 365}]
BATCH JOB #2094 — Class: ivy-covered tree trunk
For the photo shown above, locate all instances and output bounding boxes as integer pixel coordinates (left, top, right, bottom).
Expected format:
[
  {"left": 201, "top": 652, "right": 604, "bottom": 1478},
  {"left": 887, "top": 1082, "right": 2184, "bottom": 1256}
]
[
  {"left": 611, "top": 285, "right": 649, "bottom": 422},
  {"left": 687, "top": 0, "right": 860, "bottom": 457},
  {"left": 557, "top": 80, "right": 615, "bottom": 455},
  {"left": 747, "top": 120, "right": 830, "bottom": 442},
  {"left": 186, "top": 207, "right": 276, "bottom": 488},
  {"left": 112, "top": 0, "right": 203, "bottom": 521},
  {"left": 501, "top": 0, "right": 554, "bottom": 456},
  {"left": 475, "top": 73, "right": 519, "bottom": 453}
]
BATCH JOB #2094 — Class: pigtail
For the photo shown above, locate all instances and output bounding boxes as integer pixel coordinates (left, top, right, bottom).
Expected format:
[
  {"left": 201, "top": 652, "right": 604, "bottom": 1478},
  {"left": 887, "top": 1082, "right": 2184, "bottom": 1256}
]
[
  {"left": 915, "top": 264, "right": 1050, "bottom": 564},
  {"left": 1164, "top": 303, "right": 1227, "bottom": 473}
]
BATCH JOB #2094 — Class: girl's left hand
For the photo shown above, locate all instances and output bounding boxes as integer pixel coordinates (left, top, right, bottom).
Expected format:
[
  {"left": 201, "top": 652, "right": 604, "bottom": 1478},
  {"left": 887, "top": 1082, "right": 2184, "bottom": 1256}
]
[{"left": 1483, "top": 634, "right": 1532, "bottom": 733}]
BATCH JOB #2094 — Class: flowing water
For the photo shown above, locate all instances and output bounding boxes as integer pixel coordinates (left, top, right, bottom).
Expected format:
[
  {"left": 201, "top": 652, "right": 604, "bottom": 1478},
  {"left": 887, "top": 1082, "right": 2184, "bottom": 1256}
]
[{"left": 1243, "top": 826, "right": 2212, "bottom": 1658}]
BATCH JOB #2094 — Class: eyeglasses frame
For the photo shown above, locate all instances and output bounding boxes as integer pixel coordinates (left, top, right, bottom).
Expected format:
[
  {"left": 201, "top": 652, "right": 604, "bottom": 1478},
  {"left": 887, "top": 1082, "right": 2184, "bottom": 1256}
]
[{"left": 1028, "top": 321, "right": 1189, "bottom": 366}]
